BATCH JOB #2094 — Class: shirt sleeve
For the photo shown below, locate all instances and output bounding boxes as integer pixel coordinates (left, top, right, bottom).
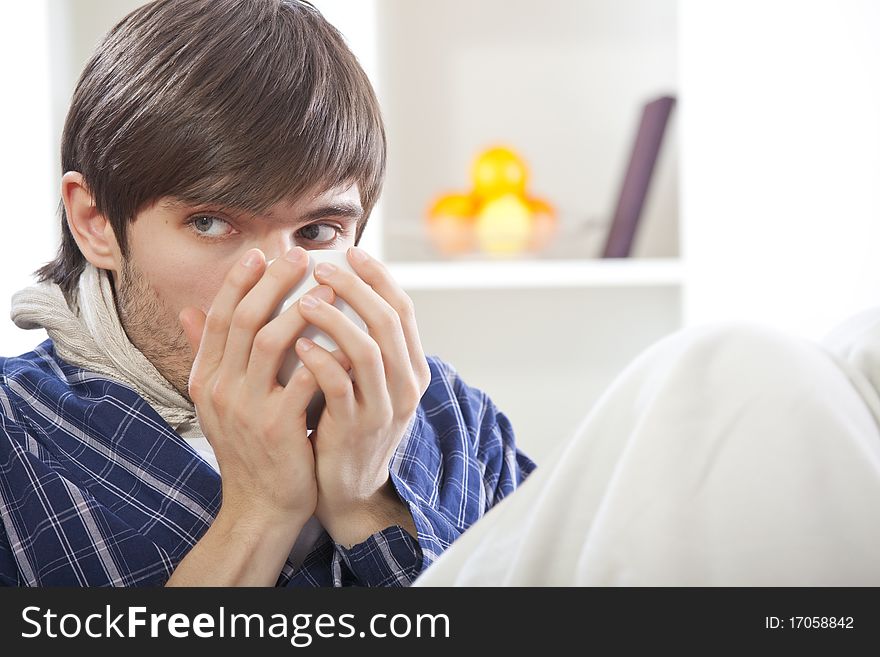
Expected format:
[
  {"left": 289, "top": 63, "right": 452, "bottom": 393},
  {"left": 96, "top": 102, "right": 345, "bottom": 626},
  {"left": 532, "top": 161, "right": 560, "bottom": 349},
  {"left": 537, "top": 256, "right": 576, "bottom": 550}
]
[
  {"left": 384, "top": 357, "right": 537, "bottom": 579},
  {"left": 331, "top": 526, "right": 422, "bottom": 587},
  {"left": 281, "top": 526, "right": 422, "bottom": 588}
]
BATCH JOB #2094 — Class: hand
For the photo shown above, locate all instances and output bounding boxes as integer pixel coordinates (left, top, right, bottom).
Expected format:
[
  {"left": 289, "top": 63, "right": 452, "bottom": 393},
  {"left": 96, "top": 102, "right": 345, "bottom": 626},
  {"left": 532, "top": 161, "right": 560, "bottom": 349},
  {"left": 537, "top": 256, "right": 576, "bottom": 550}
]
[
  {"left": 293, "top": 246, "right": 432, "bottom": 546},
  {"left": 178, "top": 247, "right": 345, "bottom": 539}
]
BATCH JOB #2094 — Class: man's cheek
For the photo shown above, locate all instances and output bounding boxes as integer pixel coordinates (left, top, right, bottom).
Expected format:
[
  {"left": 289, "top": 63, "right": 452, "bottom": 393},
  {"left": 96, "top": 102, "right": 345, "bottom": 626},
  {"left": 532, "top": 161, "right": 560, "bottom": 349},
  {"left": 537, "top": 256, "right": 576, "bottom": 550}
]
[
  {"left": 174, "top": 261, "right": 249, "bottom": 315},
  {"left": 186, "top": 276, "right": 226, "bottom": 316},
  {"left": 203, "top": 260, "right": 254, "bottom": 312},
  {"left": 200, "top": 286, "right": 224, "bottom": 315}
]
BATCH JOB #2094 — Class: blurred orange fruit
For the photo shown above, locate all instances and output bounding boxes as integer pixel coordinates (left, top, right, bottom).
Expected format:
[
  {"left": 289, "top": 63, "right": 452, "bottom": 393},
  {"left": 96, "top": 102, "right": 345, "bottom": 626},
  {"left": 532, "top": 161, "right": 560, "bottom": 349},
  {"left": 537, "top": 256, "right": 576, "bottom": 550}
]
[
  {"left": 427, "top": 193, "right": 478, "bottom": 254},
  {"left": 471, "top": 146, "right": 528, "bottom": 201},
  {"left": 425, "top": 146, "right": 557, "bottom": 256},
  {"left": 527, "top": 198, "right": 555, "bottom": 216},
  {"left": 427, "top": 193, "right": 477, "bottom": 222}
]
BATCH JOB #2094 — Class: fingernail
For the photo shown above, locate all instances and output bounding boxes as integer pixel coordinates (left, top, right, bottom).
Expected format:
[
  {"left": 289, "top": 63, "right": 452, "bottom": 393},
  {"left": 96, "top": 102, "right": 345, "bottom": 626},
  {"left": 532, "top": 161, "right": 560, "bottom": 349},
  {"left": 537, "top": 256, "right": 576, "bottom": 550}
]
[
  {"left": 297, "top": 337, "right": 314, "bottom": 351},
  {"left": 315, "top": 262, "right": 336, "bottom": 277},
  {"left": 241, "top": 250, "right": 262, "bottom": 268},
  {"left": 349, "top": 247, "right": 368, "bottom": 263},
  {"left": 308, "top": 285, "right": 334, "bottom": 302},
  {"left": 285, "top": 247, "right": 305, "bottom": 263},
  {"left": 300, "top": 294, "right": 320, "bottom": 310}
]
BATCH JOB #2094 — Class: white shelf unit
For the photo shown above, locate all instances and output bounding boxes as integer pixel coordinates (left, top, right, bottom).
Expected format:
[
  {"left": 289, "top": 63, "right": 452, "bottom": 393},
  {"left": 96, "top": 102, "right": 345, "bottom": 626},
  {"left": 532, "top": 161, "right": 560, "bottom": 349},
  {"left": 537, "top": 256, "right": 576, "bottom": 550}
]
[
  {"left": 313, "top": 0, "right": 683, "bottom": 462},
  {"left": 405, "top": 274, "right": 683, "bottom": 464},
  {"left": 389, "top": 258, "right": 683, "bottom": 290},
  {"left": 363, "top": 0, "right": 680, "bottom": 461},
  {"left": 374, "top": 0, "right": 679, "bottom": 265}
]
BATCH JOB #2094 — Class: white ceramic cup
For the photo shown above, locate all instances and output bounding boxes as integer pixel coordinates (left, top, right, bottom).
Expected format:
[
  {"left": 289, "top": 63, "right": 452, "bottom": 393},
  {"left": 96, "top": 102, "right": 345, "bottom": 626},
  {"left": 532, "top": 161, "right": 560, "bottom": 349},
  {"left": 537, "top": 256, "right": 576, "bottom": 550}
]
[{"left": 268, "top": 249, "right": 368, "bottom": 429}]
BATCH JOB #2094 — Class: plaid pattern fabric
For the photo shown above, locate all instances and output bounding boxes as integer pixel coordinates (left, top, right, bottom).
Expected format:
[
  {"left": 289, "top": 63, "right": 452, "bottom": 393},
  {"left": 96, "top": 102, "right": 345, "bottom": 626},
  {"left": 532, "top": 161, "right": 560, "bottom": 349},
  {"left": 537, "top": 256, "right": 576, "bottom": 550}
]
[{"left": 0, "top": 340, "right": 535, "bottom": 587}]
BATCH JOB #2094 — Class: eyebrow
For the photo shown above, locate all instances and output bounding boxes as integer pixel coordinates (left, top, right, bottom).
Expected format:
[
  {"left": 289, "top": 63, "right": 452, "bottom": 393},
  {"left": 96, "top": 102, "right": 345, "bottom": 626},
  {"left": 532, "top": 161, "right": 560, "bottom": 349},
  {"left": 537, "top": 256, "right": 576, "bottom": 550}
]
[
  {"left": 291, "top": 202, "right": 364, "bottom": 225},
  {"left": 168, "top": 199, "right": 364, "bottom": 225}
]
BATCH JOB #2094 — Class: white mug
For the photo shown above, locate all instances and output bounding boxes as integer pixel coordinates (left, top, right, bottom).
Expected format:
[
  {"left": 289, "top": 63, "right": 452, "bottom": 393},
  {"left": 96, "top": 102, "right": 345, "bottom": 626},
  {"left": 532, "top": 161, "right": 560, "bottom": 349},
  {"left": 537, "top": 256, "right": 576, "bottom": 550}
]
[{"left": 268, "top": 249, "right": 368, "bottom": 429}]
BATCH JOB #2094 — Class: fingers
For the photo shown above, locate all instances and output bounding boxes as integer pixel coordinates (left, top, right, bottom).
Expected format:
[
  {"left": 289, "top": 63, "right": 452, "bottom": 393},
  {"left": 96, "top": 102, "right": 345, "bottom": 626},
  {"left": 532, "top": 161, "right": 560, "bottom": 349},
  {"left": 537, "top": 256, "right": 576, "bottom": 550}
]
[
  {"left": 312, "top": 259, "right": 416, "bottom": 405},
  {"left": 216, "top": 247, "right": 310, "bottom": 384},
  {"left": 296, "top": 295, "right": 387, "bottom": 414},
  {"left": 277, "top": 354, "right": 323, "bottom": 425},
  {"left": 348, "top": 249, "right": 431, "bottom": 394},
  {"left": 293, "top": 338, "right": 358, "bottom": 420},
  {"left": 194, "top": 248, "right": 267, "bottom": 377},
  {"left": 350, "top": 247, "right": 432, "bottom": 398},
  {"left": 316, "top": 247, "right": 431, "bottom": 402},
  {"left": 276, "top": 348, "right": 353, "bottom": 431},
  {"left": 244, "top": 284, "right": 336, "bottom": 394}
]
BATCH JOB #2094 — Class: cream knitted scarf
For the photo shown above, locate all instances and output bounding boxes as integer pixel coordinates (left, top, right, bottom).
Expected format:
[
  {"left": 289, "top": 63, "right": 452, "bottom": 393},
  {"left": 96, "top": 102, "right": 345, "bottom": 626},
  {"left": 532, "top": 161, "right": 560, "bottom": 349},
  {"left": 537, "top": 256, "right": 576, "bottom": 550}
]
[{"left": 10, "top": 263, "right": 197, "bottom": 432}]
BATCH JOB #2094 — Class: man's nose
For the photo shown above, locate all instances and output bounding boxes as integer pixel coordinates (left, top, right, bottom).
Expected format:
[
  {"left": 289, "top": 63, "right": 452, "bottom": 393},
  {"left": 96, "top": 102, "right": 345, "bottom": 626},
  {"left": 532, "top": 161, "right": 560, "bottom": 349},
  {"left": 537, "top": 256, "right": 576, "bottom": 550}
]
[{"left": 258, "top": 233, "right": 299, "bottom": 262}]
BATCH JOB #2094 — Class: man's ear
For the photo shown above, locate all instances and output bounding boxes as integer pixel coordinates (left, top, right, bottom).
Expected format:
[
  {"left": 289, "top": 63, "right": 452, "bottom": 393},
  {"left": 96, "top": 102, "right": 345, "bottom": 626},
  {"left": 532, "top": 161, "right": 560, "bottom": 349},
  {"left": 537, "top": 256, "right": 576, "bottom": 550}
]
[{"left": 61, "top": 171, "right": 122, "bottom": 273}]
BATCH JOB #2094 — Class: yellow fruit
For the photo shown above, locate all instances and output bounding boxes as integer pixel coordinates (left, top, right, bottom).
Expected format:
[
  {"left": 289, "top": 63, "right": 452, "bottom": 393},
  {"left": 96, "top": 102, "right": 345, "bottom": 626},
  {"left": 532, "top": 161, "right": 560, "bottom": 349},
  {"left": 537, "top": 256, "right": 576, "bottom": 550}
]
[
  {"left": 427, "top": 193, "right": 477, "bottom": 222},
  {"left": 471, "top": 146, "right": 528, "bottom": 201},
  {"left": 475, "top": 194, "right": 532, "bottom": 256}
]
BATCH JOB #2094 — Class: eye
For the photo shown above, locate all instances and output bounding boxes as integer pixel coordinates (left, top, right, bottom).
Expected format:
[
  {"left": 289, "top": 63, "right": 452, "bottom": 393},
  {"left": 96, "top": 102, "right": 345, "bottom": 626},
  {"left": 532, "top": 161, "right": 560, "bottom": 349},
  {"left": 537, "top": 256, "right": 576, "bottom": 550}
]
[
  {"left": 297, "top": 223, "right": 342, "bottom": 244},
  {"left": 187, "top": 215, "right": 234, "bottom": 239}
]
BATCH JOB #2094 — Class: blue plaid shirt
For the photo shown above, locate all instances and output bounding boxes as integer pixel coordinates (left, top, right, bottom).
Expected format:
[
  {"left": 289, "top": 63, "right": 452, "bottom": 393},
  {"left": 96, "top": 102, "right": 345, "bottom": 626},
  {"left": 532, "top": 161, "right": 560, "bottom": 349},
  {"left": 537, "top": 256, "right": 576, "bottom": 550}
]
[{"left": 0, "top": 340, "right": 534, "bottom": 587}]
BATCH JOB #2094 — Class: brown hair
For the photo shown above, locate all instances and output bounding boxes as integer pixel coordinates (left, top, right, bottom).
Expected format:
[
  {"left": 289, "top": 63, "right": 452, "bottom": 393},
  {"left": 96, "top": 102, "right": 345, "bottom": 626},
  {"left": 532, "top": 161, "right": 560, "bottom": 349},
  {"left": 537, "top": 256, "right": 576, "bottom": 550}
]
[{"left": 37, "top": 0, "right": 386, "bottom": 296}]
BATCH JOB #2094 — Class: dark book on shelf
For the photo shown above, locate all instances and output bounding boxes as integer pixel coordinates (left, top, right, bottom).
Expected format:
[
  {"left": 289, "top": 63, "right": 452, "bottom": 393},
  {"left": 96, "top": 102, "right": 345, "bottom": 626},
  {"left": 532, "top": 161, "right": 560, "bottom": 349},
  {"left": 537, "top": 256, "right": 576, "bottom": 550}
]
[{"left": 601, "top": 95, "right": 676, "bottom": 258}]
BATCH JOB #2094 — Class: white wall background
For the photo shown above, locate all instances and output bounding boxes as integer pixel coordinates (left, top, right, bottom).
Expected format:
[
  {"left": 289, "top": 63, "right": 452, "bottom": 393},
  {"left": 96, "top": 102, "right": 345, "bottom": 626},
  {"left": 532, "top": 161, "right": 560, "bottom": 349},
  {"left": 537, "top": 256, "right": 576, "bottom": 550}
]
[
  {"left": 1, "top": 2, "right": 55, "bottom": 357},
  {"left": 680, "top": 0, "right": 880, "bottom": 339},
  {"left": 310, "top": 0, "right": 384, "bottom": 257},
  {"left": 1, "top": 0, "right": 146, "bottom": 357}
]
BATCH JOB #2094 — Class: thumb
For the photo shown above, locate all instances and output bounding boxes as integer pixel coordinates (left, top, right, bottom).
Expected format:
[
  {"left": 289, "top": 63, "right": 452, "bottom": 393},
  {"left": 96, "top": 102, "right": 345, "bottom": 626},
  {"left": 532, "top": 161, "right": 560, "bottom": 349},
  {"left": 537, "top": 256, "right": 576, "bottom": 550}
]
[{"left": 178, "top": 307, "right": 207, "bottom": 358}]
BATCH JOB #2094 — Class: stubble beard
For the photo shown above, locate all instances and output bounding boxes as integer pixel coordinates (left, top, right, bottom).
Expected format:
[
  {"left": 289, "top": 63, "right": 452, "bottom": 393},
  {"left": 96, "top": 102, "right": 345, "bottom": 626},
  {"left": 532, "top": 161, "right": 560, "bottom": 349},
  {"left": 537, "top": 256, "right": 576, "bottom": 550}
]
[{"left": 115, "top": 258, "right": 194, "bottom": 401}]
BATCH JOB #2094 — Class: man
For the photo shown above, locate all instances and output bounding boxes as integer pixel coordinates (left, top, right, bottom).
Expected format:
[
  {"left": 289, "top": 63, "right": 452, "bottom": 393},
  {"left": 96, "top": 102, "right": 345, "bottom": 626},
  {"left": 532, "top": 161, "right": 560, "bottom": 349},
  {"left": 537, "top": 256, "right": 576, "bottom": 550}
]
[{"left": 0, "top": 0, "right": 534, "bottom": 586}]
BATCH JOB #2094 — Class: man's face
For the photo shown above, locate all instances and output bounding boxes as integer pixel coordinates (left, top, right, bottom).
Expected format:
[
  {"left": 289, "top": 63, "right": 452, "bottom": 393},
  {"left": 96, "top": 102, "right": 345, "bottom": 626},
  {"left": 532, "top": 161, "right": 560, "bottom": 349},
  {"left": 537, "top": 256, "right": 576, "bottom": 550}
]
[{"left": 114, "top": 183, "right": 363, "bottom": 399}]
